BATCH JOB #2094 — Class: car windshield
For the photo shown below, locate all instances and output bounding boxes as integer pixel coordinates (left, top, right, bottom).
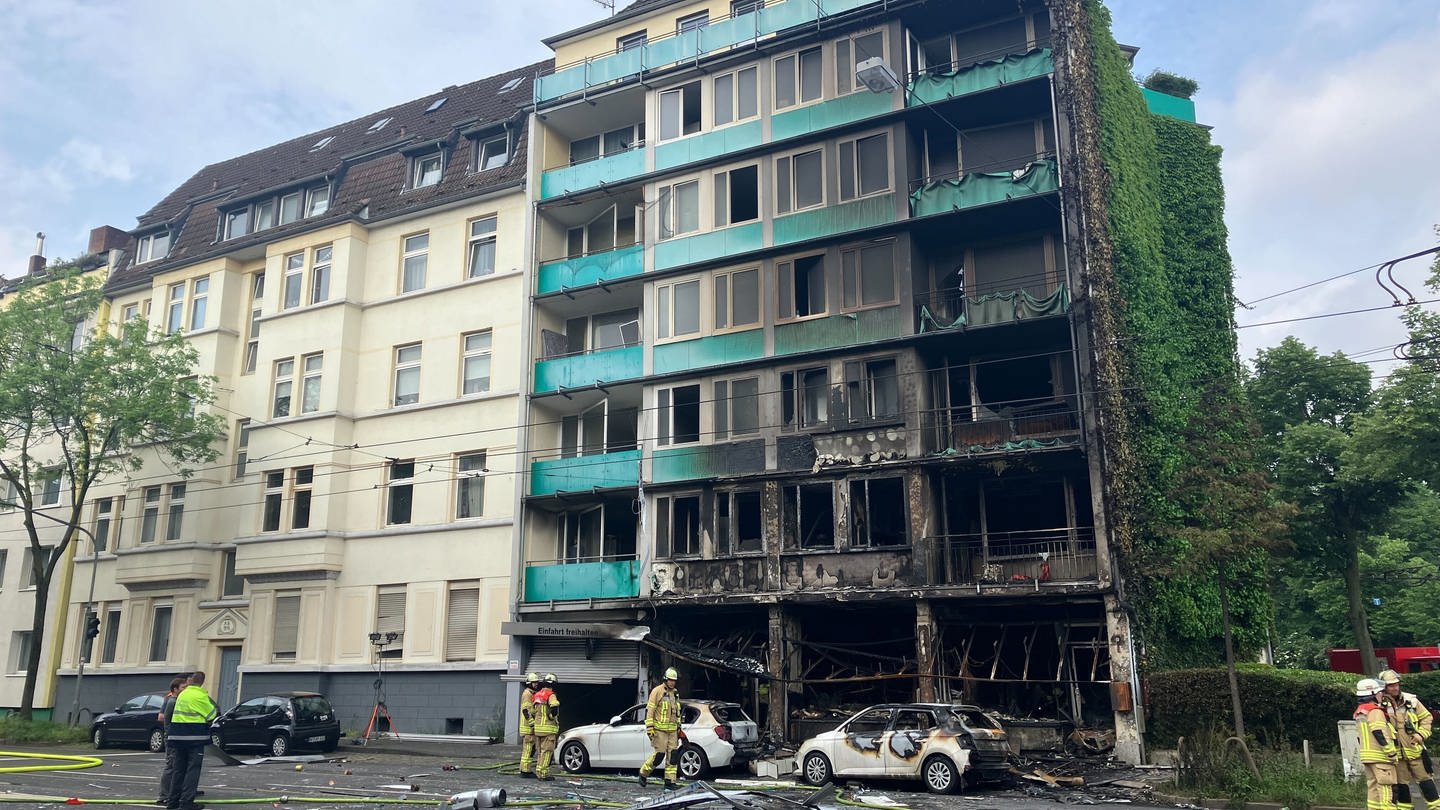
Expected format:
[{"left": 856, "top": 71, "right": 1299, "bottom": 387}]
[
  {"left": 710, "top": 704, "right": 752, "bottom": 723},
  {"left": 292, "top": 696, "right": 332, "bottom": 721}
]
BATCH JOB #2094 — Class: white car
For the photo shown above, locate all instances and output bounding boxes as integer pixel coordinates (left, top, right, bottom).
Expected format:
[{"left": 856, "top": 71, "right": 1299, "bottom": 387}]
[
  {"left": 796, "top": 703, "right": 1013, "bottom": 794},
  {"left": 556, "top": 699, "right": 760, "bottom": 780}
]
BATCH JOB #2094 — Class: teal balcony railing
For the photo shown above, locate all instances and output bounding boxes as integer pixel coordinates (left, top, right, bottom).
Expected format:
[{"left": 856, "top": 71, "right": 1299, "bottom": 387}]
[
  {"left": 909, "top": 159, "right": 1058, "bottom": 218},
  {"left": 906, "top": 48, "right": 1054, "bottom": 106},
  {"left": 540, "top": 148, "right": 647, "bottom": 200},
  {"left": 529, "top": 449, "right": 642, "bottom": 496},
  {"left": 1140, "top": 87, "right": 1197, "bottom": 123},
  {"left": 534, "top": 0, "right": 878, "bottom": 105},
  {"left": 523, "top": 558, "right": 641, "bottom": 601},
  {"left": 537, "top": 243, "right": 644, "bottom": 295},
  {"left": 534, "top": 345, "right": 643, "bottom": 393}
]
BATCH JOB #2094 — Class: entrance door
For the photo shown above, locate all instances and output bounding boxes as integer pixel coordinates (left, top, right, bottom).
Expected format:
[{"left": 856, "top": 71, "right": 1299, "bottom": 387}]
[{"left": 217, "top": 647, "right": 242, "bottom": 711}]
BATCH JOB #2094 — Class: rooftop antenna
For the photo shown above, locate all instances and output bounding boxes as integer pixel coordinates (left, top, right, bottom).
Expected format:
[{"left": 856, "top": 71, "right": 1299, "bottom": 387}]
[{"left": 592, "top": 0, "right": 615, "bottom": 13}]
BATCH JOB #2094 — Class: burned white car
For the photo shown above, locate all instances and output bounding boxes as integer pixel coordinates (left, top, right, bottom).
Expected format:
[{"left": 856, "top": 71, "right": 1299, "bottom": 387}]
[{"left": 796, "top": 703, "right": 1013, "bottom": 794}]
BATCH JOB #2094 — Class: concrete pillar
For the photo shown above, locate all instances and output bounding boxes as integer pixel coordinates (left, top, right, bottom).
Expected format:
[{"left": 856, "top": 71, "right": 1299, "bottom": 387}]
[
  {"left": 1103, "top": 593, "right": 1144, "bottom": 764},
  {"left": 766, "top": 604, "right": 802, "bottom": 741},
  {"left": 915, "top": 599, "right": 938, "bottom": 702}
]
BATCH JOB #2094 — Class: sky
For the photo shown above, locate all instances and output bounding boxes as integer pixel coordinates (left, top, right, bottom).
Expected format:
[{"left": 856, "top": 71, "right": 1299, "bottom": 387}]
[{"left": 1, "top": 0, "right": 1436, "bottom": 374}]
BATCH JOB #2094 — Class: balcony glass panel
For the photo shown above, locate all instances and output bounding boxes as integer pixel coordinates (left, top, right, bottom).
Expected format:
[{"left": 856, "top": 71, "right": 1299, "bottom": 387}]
[
  {"left": 541, "top": 149, "right": 647, "bottom": 199},
  {"left": 652, "top": 329, "right": 764, "bottom": 375},
  {"left": 909, "top": 159, "right": 1057, "bottom": 218},
  {"left": 906, "top": 48, "right": 1054, "bottom": 106},
  {"left": 534, "top": 345, "right": 643, "bottom": 393},
  {"left": 537, "top": 243, "right": 644, "bottom": 294},
  {"left": 530, "top": 449, "right": 642, "bottom": 496},
  {"left": 523, "top": 558, "right": 640, "bottom": 601}
]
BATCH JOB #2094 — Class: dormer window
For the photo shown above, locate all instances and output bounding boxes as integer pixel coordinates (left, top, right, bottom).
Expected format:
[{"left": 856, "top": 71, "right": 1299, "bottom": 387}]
[
  {"left": 477, "top": 136, "right": 509, "bottom": 171},
  {"left": 134, "top": 232, "right": 170, "bottom": 265},
  {"left": 305, "top": 185, "right": 330, "bottom": 216},
  {"left": 221, "top": 182, "right": 332, "bottom": 241},
  {"left": 413, "top": 153, "right": 443, "bottom": 188},
  {"left": 225, "top": 208, "right": 250, "bottom": 240}
]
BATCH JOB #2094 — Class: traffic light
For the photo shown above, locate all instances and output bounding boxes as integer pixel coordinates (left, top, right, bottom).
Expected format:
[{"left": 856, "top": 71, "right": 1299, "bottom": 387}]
[{"left": 84, "top": 613, "right": 101, "bottom": 641}]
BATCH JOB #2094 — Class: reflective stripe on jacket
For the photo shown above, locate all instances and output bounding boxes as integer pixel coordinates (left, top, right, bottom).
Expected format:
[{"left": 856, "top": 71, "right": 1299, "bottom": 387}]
[
  {"left": 519, "top": 687, "right": 535, "bottom": 734},
  {"left": 1356, "top": 703, "right": 1397, "bottom": 764},
  {"left": 1392, "top": 692, "right": 1433, "bottom": 759},
  {"left": 646, "top": 684, "right": 681, "bottom": 732},
  {"left": 168, "top": 685, "right": 217, "bottom": 743},
  {"left": 532, "top": 689, "right": 560, "bottom": 734}
]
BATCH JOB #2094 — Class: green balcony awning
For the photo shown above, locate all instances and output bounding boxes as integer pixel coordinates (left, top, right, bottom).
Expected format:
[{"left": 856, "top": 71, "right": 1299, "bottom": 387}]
[
  {"left": 919, "top": 283, "right": 1069, "bottom": 332},
  {"left": 907, "top": 48, "right": 1054, "bottom": 106},
  {"left": 909, "top": 159, "right": 1058, "bottom": 218}
]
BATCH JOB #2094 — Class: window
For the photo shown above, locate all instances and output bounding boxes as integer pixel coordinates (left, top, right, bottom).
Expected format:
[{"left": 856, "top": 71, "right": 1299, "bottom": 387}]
[
  {"left": 393, "top": 344, "right": 422, "bottom": 406},
  {"left": 139, "top": 487, "right": 161, "bottom": 543},
  {"left": 401, "top": 232, "right": 428, "bottom": 292},
  {"left": 100, "top": 607, "right": 120, "bottom": 663},
  {"left": 851, "top": 477, "right": 907, "bottom": 547},
  {"left": 617, "top": 31, "right": 647, "bottom": 51},
  {"left": 234, "top": 420, "right": 251, "bottom": 479},
  {"left": 148, "top": 604, "right": 172, "bottom": 662},
  {"left": 20, "top": 547, "right": 48, "bottom": 588},
  {"left": 841, "top": 240, "right": 896, "bottom": 308},
  {"left": 310, "top": 135, "right": 335, "bottom": 152},
  {"left": 413, "top": 153, "right": 443, "bottom": 188},
  {"left": 656, "top": 495, "right": 702, "bottom": 557},
  {"left": 561, "top": 399, "right": 638, "bottom": 457},
  {"left": 658, "top": 179, "right": 701, "bottom": 239},
  {"left": 223, "top": 184, "right": 327, "bottom": 240},
  {"left": 121, "top": 302, "right": 140, "bottom": 322},
  {"left": 677, "top": 11, "right": 709, "bottom": 33},
  {"left": 467, "top": 217, "right": 497, "bottom": 278},
  {"left": 656, "top": 279, "right": 701, "bottom": 340},
  {"left": 93, "top": 498, "right": 114, "bottom": 553},
  {"left": 713, "top": 377, "right": 760, "bottom": 439},
  {"left": 40, "top": 473, "right": 61, "bottom": 506},
  {"left": 570, "top": 125, "right": 643, "bottom": 164},
  {"left": 188, "top": 276, "right": 209, "bottom": 330},
  {"left": 135, "top": 232, "right": 170, "bottom": 264},
  {"left": 262, "top": 470, "right": 285, "bottom": 532},
  {"left": 244, "top": 273, "right": 264, "bottom": 374},
  {"left": 774, "top": 46, "right": 822, "bottom": 109},
  {"left": 839, "top": 133, "right": 891, "bottom": 201},
  {"left": 165, "top": 483, "right": 185, "bottom": 541},
  {"left": 368, "top": 116, "right": 392, "bottom": 133},
  {"left": 165, "top": 283, "right": 185, "bottom": 333},
  {"left": 657, "top": 384, "right": 702, "bottom": 445},
  {"left": 783, "top": 483, "right": 835, "bottom": 549},
  {"left": 717, "top": 489, "right": 763, "bottom": 554},
  {"left": 272, "top": 359, "right": 294, "bottom": 418},
  {"left": 428, "top": 95, "right": 451, "bottom": 111},
  {"left": 221, "top": 551, "right": 243, "bottom": 597},
  {"left": 305, "top": 185, "right": 330, "bottom": 217},
  {"left": 300, "top": 353, "right": 322, "bottom": 413},
  {"left": 658, "top": 82, "right": 702, "bottom": 142},
  {"left": 387, "top": 460, "right": 415, "bottom": 525},
  {"left": 254, "top": 199, "right": 276, "bottom": 231},
  {"left": 225, "top": 208, "right": 250, "bottom": 240},
  {"left": 279, "top": 191, "right": 302, "bottom": 225},
  {"left": 0, "top": 549, "right": 6, "bottom": 585},
  {"left": 713, "top": 67, "right": 758, "bottom": 126},
  {"left": 731, "top": 0, "right": 763, "bottom": 15},
  {"left": 782, "top": 367, "right": 831, "bottom": 428},
  {"left": 462, "top": 331, "right": 492, "bottom": 394},
  {"left": 0, "top": 479, "right": 14, "bottom": 511},
  {"left": 311, "top": 245, "right": 331, "bottom": 304},
  {"left": 456, "top": 452, "right": 486, "bottom": 519},
  {"left": 9, "top": 631, "right": 32, "bottom": 673},
  {"left": 776, "top": 149, "right": 824, "bottom": 213},
  {"left": 714, "top": 267, "right": 760, "bottom": 330},
  {"left": 846, "top": 358, "right": 900, "bottom": 421},
  {"left": 713, "top": 165, "right": 759, "bottom": 227},
  {"left": 477, "top": 136, "right": 509, "bottom": 171},
  {"left": 445, "top": 583, "right": 480, "bottom": 661},
  {"left": 778, "top": 254, "right": 827, "bottom": 319},
  {"left": 836, "top": 29, "right": 886, "bottom": 95},
  {"left": 375, "top": 586, "right": 406, "bottom": 658},
  {"left": 272, "top": 593, "right": 300, "bottom": 661},
  {"left": 282, "top": 253, "right": 303, "bottom": 309},
  {"left": 292, "top": 467, "right": 313, "bottom": 529}
]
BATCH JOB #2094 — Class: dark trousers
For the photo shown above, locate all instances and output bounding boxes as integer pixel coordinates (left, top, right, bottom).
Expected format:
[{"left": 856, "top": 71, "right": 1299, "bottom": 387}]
[
  {"left": 158, "top": 744, "right": 180, "bottom": 799},
  {"left": 164, "top": 741, "right": 205, "bottom": 807}
]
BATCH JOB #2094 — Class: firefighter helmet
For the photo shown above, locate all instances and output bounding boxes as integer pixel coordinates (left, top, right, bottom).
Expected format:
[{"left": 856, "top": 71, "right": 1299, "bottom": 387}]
[
  {"left": 1379, "top": 669, "right": 1402, "bottom": 686},
  {"left": 544, "top": 673, "right": 558, "bottom": 684},
  {"left": 1356, "top": 677, "right": 1383, "bottom": 698},
  {"left": 525, "top": 671, "right": 540, "bottom": 683},
  {"left": 664, "top": 667, "right": 679, "bottom": 681}
]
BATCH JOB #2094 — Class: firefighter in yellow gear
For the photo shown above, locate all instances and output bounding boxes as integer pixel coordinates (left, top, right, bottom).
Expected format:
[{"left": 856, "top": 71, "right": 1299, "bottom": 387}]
[
  {"left": 1357, "top": 677, "right": 1402, "bottom": 810},
  {"left": 640, "top": 667, "right": 683, "bottom": 789},
  {"left": 1379, "top": 669, "right": 1440, "bottom": 810},
  {"left": 532, "top": 673, "right": 561, "bottom": 781},
  {"left": 518, "top": 672, "right": 541, "bottom": 778}
]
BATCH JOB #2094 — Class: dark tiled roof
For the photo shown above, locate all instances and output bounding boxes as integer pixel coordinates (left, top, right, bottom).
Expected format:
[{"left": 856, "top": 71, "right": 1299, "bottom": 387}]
[
  {"left": 108, "top": 60, "right": 551, "bottom": 292},
  {"left": 543, "top": 0, "right": 687, "bottom": 47}
]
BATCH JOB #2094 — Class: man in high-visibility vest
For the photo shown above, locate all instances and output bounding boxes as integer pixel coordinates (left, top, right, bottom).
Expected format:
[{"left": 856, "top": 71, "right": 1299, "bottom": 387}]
[
  {"left": 532, "top": 674, "right": 561, "bottom": 781},
  {"left": 1356, "top": 677, "right": 1401, "bottom": 810},
  {"left": 163, "top": 671, "right": 217, "bottom": 810},
  {"left": 639, "top": 667, "right": 683, "bottom": 790},
  {"left": 518, "top": 672, "right": 541, "bottom": 778},
  {"left": 1379, "top": 669, "right": 1440, "bottom": 809}
]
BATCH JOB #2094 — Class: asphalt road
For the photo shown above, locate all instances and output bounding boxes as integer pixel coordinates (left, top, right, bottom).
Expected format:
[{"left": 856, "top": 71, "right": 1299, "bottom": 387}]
[{"left": 0, "top": 743, "right": 1177, "bottom": 810}]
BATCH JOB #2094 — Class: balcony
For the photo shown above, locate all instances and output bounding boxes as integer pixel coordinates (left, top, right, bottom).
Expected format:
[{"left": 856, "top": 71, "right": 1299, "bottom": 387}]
[
  {"left": 530, "top": 449, "right": 642, "bottom": 496},
  {"left": 114, "top": 543, "right": 215, "bottom": 588},
  {"left": 909, "top": 159, "right": 1058, "bottom": 218},
  {"left": 921, "top": 402, "right": 1080, "bottom": 456},
  {"left": 653, "top": 222, "right": 764, "bottom": 271},
  {"left": 916, "top": 283, "right": 1069, "bottom": 332},
  {"left": 1141, "top": 87, "right": 1197, "bottom": 123},
  {"left": 927, "top": 528, "right": 1098, "bottom": 587},
  {"left": 773, "top": 306, "right": 902, "bottom": 355},
  {"left": 652, "top": 329, "right": 764, "bottom": 375},
  {"left": 537, "top": 243, "right": 644, "bottom": 295},
  {"left": 906, "top": 48, "right": 1054, "bottom": 107},
  {"left": 650, "top": 439, "right": 766, "bottom": 484},
  {"left": 524, "top": 558, "right": 641, "bottom": 601},
  {"left": 540, "top": 149, "right": 647, "bottom": 200},
  {"left": 770, "top": 91, "right": 894, "bottom": 142},
  {"left": 772, "top": 193, "right": 898, "bottom": 247},
  {"left": 655, "top": 120, "right": 763, "bottom": 172},
  {"left": 534, "top": 345, "right": 643, "bottom": 394},
  {"left": 233, "top": 534, "right": 344, "bottom": 578},
  {"left": 534, "top": 0, "right": 878, "bottom": 105}
]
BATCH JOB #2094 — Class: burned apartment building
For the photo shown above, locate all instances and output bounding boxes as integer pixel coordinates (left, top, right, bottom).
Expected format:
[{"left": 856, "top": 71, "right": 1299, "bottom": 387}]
[{"left": 512, "top": 0, "right": 1209, "bottom": 763}]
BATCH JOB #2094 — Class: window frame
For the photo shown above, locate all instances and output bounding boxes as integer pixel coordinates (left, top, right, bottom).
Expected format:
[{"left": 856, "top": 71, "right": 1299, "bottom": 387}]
[
  {"left": 139, "top": 486, "right": 161, "bottom": 543},
  {"left": 165, "top": 483, "right": 185, "bottom": 541},
  {"left": 676, "top": 10, "right": 709, "bottom": 33},
  {"left": 476, "top": 136, "right": 510, "bottom": 172},
  {"left": 386, "top": 459, "right": 415, "bottom": 525},
  {"left": 467, "top": 216, "right": 498, "bottom": 279},
  {"left": 165, "top": 282, "right": 185, "bottom": 333},
  {"left": 849, "top": 475, "right": 909, "bottom": 548},
  {"left": 774, "top": 146, "right": 826, "bottom": 215},
  {"left": 412, "top": 152, "right": 444, "bottom": 188},
  {"left": 393, "top": 343, "right": 422, "bottom": 407},
  {"left": 773, "top": 45, "right": 824, "bottom": 110},
  {"left": 655, "top": 493, "right": 703, "bottom": 558},
  {"left": 272, "top": 358, "right": 295, "bottom": 418},
  {"left": 244, "top": 272, "right": 264, "bottom": 375},
  {"left": 400, "top": 232, "right": 429, "bottom": 293},
  {"left": 835, "top": 28, "right": 888, "bottom": 96},
  {"left": 656, "top": 383, "right": 703, "bottom": 446},
  {"left": 716, "top": 488, "right": 765, "bottom": 555},
  {"left": 100, "top": 606, "right": 121, "bottom": 664},
  {"left": 299, "top": 352, "right": 323, "bottom": 414},
  {"left": 461, "top": 331, "right": 493, "bottom": 395},
  {"left": 262, "top": 470, "right": 286, "bottom": 533},
  {"left": 92, "top": 497, "right": 114, "bottom": 553},
  {"left": 455, "top": 452, "right": 486, "bottom": 520},
  {"left": 654, "top": 277, "right": 703, "bottom": 343},
  {"left": 776, "top": 251, "right": 829, "bottom": 321},
  {"left": 713, "top": 266, "right": 762, "bottom": 333},
  {"left": 658, "top": 81, "right": 703, "bottom": 143},
  {"left": 712, "top": 163, "right": 761, "bottom": 229},
  {"left": 840, "top": 238, "right": 898, "bottom": 311},
  {"left": 782, "top": 481, "right": 837, "bottom": 550},
  {"left": 712, "top": 66, "right": 759, "bottom": 128},
  {"left": 310, "top": 244, "right": 332, "bottom": 304},
  {"left": 272, "top": 592, "right": 301, "bottom": 661},
  {"left": 617, "top": 31, "right": 648, "bottom": 52},
  {"left": 781, "top": 365, "right": 832, "bottom": 430},
  {"left": 838, "top": 131, "right": 893, "bottom": 202},
  {"left": 845, "top": 355, "right": 902, "bottom": 423},
  {"left": 135, "top": 231, "right": 170, "bottom": 265},
  {"left": 712, "top": 375, "right": 761, "bottom": 441},
  {"left": 148, "top": 603, "right": 173, "bottom": 663}
]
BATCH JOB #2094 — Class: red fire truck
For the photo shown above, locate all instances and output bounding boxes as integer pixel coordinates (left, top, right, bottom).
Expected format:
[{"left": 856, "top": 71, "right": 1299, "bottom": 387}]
[{"left": 1330, "top": 647, "right": 1440, "bottom": 674}]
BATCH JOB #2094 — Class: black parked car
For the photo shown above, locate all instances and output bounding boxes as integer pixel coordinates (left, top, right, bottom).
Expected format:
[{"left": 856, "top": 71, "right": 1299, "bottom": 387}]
[
  {"left": 91, "top": 692, "right": 168, "bottom": 752},
  {"left": 210, "top": 692, "right": 340, "bottom": 756}
]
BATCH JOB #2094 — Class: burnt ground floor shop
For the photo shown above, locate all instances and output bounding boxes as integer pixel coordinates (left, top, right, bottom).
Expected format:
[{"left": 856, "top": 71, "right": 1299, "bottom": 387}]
[{"left": 641, "top": 597, "right": 1139, "bottom": 756}]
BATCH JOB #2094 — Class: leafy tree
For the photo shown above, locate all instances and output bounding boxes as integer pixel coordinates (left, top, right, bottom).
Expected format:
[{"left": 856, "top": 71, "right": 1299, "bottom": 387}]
[
  {"left": 0, "top": 268, "right": 222, "bottom": 720},
  {"left": 1248, "top": 338, "right": 1405, "bottom": 677}
]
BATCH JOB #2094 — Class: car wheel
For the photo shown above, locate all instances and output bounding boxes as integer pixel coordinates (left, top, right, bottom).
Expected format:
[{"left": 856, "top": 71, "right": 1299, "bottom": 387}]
[
  {"left": 922, "top": 755, "right": 960, "bottom": 795},
  {"left": 677, "top": 744, "right": 709, "bottom": 780},
  {"left": 210, "top": 731, "right": 224, "bottom": 749},
  {"left": 270, "top": 733, "right": 290, "bottom": 757},
  {"left": 148, "top": 728, "right": 166, "bottom": 753},
  {"left": 801, "top": 751, "right": 831, "bottom": 787},
  {"left": 559, "top": 740, "right": 590, "bottom": 773},
  {"left": 92, "top": 727, "right": 106, "bottom": 749}
]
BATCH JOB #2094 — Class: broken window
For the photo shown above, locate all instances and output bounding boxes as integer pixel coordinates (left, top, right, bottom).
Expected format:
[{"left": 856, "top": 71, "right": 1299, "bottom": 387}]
[
  {"left": 778, "top": 254, "right": 827, "bottom": 319},
  {"left": 841, "top": 240, "right": 895, "bottom": 309},
  {"left": 782, "top": 367, "right": 830, "bottom": 430},
  {"left": 716, "top": 489, "right": 763, "bottom": 555},
  {"left": 783, "top": 483, "right": 835, "bottom": 549},
  {"left": 566, "top": 308, "right": 640, "bottom": 353},
  {"left": 713, "top": 377, "right": 760, "bottom": 440},
  {"left": 714, "top": 267, "right": 760, "bottom": 330},
  {"left": 659, "top": 179, "right": 701, "bottom": 240},
  {"left": 656, "top": 279, "right": 701, "bottom": 340},
  {"left": 656, "top": 494, "right": 702, "bottom": 557},
  {"left": 845, "top": 358, "right": 900, "bottom": 422},
  {"left": 850, "top": 477, "right": 907, "bottom": 547},
  {"left": 776, "top": 149, "right": 824, "bottom": 214},
  {"left": 658, "top": 384, "right": 702, "bottom": 445},
  {"left": 838, "top": 133, "right": 890, "bottom": 201},
  {"left": 714, "top": 164, "right": 760, "bottom": 227},
  {"left": 659, "top": 82, "right": 702, "bottom": 141}
]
